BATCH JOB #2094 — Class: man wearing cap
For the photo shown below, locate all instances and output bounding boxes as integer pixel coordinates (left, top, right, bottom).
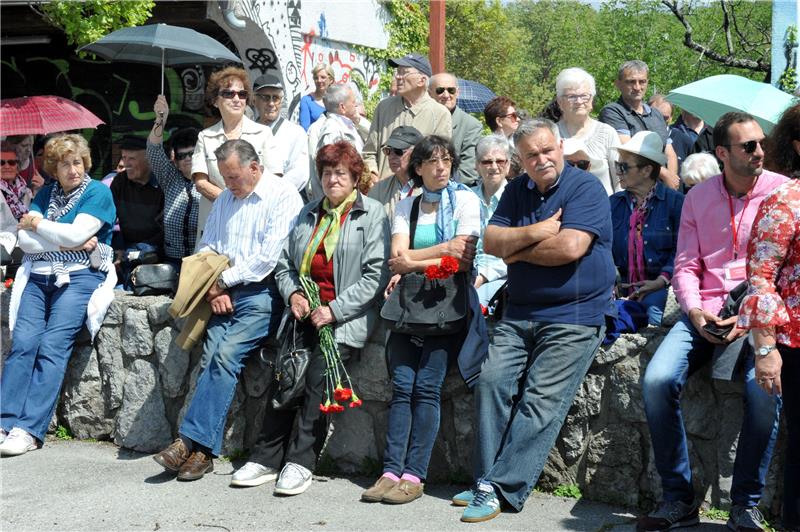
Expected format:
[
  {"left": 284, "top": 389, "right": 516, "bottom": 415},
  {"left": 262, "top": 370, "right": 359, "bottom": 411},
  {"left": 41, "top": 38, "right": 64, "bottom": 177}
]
[
  {"left": 110, "top": 136, "right": 163, "bottom": 261},
  {"left": 252, "top": 73, "right": 309, "bottom": 194},
  {"left": 429, "top": 72, "right": 483, "bottom": 186},
  {"left": 599, "top": 60, "right": 680, "bottom": 189},
  {"left": 637, "top": 112, "right": 784, "bottom": 532},
  {"left": 362, "top": 53, "right": 452, "bottom": 182},
  {"left": 368, "top": 125, "right": 423, "bottom": 217}
]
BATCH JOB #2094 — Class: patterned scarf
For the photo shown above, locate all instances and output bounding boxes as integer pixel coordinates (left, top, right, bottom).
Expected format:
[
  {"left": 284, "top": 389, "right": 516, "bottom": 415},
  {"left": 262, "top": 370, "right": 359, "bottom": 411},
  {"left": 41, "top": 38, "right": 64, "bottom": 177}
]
[
  {"left": 627, "top": 185, "right": 657, "bottom": 285},
  {"left": 24, "top": 175, "right": 113, "bottom": 286},
  {"left": 421, "top": 180, "right": 473, "bottom": 243},
  {"left": 0, "top": 176, "right": 30, "bottom": 220},
  {"left": 299, "top": 189, "right": 358, "bottom": 276}
]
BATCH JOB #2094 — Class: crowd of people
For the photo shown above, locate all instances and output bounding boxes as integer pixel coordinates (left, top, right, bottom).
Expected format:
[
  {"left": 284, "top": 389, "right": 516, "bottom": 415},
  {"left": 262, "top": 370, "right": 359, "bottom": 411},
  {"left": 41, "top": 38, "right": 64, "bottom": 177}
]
[{"left": 0, "top": 53, "right": 798, "bottom": 531}]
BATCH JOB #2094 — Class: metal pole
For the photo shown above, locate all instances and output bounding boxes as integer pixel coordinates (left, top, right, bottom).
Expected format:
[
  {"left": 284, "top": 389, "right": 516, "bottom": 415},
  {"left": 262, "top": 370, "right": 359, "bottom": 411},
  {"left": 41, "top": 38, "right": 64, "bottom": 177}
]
[{"left": 161, "top": 48, "right": 165, "bottom": 94}]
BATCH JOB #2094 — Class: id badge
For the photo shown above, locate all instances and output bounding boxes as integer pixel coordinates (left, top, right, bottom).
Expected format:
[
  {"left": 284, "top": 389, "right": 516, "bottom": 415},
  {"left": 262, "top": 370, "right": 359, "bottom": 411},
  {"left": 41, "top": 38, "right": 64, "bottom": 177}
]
[{"left": 723, "top": 258, "right": 746, "bottom": 281}]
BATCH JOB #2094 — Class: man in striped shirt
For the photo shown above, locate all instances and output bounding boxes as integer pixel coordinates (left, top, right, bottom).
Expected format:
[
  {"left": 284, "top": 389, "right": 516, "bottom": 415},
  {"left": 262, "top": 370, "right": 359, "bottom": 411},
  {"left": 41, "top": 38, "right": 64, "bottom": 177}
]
[{"left": 153, "top": 139, "right": 303, "bottom": 481}]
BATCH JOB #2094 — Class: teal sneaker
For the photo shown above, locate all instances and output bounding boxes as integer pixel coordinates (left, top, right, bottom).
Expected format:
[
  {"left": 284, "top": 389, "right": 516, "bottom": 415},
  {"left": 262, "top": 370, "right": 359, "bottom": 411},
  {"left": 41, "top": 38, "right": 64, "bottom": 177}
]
[
  {"left": 452, "top": 488, "right": 474, "bottom": 507},
  {"left": 461, "top": 483, "right": 500, "bottom": 523}
]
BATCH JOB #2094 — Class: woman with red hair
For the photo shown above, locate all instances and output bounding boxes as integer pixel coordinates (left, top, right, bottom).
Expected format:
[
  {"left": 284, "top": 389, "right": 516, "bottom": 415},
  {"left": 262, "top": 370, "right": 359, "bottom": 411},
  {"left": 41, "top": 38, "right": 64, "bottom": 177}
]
[{"left": 229, "top": 141, "right": 390, "bottom": 495}]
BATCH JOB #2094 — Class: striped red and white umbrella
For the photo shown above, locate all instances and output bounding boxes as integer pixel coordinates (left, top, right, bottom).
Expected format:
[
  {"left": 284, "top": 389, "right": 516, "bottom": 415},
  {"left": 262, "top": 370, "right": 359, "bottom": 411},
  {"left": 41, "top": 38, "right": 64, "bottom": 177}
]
[{"left": 0, "top": 95, "right": 104, "bottom": 136}]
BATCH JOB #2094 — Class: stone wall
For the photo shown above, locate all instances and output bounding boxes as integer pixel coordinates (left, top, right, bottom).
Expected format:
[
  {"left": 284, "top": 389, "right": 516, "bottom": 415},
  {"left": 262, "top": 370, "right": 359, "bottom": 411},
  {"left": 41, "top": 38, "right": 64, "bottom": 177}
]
[{"left": 0, "top": 290, "right": 785, "bottom": 514}]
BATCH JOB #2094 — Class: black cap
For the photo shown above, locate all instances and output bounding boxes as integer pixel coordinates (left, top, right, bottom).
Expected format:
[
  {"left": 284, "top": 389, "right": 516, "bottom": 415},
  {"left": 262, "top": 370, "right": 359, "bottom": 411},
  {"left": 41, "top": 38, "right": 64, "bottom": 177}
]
[
  {"left": 120, "top": 136, "right": 146, "bottom": 151},
  {"left": 253, "top": 73, "right": 283, "bottom": 91},
  {"left": 385, "top": 126, "right": 423, "bottom": 150},
  {"left": 388, "top": 53, "right": 432, "bottom": 77}
]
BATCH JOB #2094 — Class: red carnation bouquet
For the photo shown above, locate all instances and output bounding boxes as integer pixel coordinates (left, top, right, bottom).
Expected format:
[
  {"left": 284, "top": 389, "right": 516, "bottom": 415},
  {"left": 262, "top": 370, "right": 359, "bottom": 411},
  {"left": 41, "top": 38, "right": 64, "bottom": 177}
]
[{"left": 424, "top": 255, "right": 459, "bottom": 281}]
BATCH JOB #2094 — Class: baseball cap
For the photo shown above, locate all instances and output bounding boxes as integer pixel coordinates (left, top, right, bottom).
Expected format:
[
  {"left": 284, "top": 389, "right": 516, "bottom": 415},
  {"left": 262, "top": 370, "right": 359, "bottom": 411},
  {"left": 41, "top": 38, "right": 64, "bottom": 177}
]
[
  {"left": 388, "top": 53, "right": 432, "bottom": 77},
  {"left": 385, "top": 126, "right": 424, "bottom": 150},
  {"left": 253, "top": 73, "right": 283, "bottom": 91}
]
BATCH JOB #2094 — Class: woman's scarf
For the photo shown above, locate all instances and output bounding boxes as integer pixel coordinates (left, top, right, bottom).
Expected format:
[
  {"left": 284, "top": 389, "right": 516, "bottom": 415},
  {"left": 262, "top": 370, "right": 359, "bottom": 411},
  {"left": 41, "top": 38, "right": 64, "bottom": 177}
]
[
  {"left": 0, "top": 176, "right": 30, "bottom": 220},
  {"left": 299, "top": 189, "right": 358, "bottom": 277},
  {"left": 24, "top": 175, "right": 113, "bottom": 286},
  {"left": 421, "top": 180, "right": 472, "bottom": 243},
  {"left": 627, "top": 185, "right": 657, "bottom": 285}
]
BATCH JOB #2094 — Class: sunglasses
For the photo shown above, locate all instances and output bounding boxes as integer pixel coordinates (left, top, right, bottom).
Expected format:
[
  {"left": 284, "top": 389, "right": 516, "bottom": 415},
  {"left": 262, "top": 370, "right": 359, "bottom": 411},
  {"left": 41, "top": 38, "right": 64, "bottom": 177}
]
[
  {"left": 0, "top": 159, "right": 19, "bottom": 167},
  {"left": 480, "top": 158, "right": 508, "bottom": 167},
  {"left": 382, "top": 147, "right": 405, "bottom": 157},
  {"left": 255, "top": 93, "right": 282, "bottom": 103},
  {"left": 723, "top": 139, "right": 764, "bottom": 154},
  {"left": 219, "top": 89, "right": 249, "bottom": 100},
  {"left": 435, "top": 87, "right": 457, "bottom": 95},
  {"left": 498, "top": 112, "right": 519, "bottom": 121},
  {"left": 614, "top": 161, "right": 649, "bottom": 175},
  {"left": 567, "top": 159, "right": 591, "bottom": 171},
  {"left": 175, "top": 150, "right": 194, "bottom": 161}
]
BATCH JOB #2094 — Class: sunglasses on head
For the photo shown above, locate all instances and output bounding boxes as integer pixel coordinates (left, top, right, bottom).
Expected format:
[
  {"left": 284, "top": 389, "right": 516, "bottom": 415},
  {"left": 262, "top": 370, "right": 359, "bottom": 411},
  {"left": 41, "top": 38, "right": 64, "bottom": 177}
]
[
  {"left": 567, "top": 159, "right": 591, "bottom": 171},
  {"left": 435, "top": 87, "right": 457, "bottom": 95},
  {"left": 219, "top": 89, "right": 249, "bottom": 100},
  {"left": 724, "top": 139, "right": 764, "bottom": 154},
  {"left": 382, "top": 147, "right": 405, "bottom": 157},
  {"left": 174, "top": 150, "right": 194, "bottom": 161},
  {"left": 0, "top": 159, "right": 19, "bottom": 167}
]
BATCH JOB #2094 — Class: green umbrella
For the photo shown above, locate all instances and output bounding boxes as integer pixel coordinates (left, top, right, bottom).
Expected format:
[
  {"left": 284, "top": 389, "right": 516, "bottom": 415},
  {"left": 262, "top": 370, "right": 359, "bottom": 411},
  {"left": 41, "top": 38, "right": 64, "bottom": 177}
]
[
  {"left": 665, "top": 74, "right": 797, "bottom": 134},
  {"left": 79, "top": 23, "right": 242, "bottom": 94}
]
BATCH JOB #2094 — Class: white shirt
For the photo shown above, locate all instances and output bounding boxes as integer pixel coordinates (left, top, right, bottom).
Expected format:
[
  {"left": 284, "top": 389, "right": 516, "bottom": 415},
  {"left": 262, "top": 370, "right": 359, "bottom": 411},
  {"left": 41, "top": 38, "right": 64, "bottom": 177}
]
[{"left": 266, "top": 118, "right": 309, "bottom": 193}]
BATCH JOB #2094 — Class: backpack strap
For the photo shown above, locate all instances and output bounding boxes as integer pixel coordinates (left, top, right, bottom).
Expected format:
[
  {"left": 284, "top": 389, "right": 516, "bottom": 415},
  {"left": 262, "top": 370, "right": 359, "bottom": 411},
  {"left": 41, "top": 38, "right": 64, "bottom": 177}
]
[{"left": 409, "top": 195, "right": 423, "bottom": 251}]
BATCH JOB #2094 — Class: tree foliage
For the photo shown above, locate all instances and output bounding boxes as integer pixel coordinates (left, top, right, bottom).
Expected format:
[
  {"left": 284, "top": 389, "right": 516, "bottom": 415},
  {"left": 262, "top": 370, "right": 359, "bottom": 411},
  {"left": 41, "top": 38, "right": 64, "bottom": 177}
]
[{"left": 36, "top": 0, "right": 155, "bottom": 49}]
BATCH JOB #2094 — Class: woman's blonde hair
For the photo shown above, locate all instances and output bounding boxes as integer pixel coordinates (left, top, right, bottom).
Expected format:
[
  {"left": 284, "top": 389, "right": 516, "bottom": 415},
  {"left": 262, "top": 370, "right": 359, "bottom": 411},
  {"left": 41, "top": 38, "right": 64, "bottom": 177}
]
[
  {"left": 43, "top": 134, "right": 91, "bottom": 176},
  {"left": 312, "top": 62, "right": 335, "bottom": 80}
]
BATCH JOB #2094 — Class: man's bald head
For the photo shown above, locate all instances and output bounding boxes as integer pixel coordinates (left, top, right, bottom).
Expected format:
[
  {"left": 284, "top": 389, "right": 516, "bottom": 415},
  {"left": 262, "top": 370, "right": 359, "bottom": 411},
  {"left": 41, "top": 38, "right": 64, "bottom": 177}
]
[{"left": 429, "top": 72, "right": 459, "bottom": 112}]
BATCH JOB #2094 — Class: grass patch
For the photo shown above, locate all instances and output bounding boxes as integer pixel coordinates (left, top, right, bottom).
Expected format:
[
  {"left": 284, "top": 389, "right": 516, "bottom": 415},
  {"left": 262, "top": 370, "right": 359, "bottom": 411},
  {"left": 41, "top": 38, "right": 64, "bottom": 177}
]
[
  {"left": 219, "top": 448, "right": 248, "bottom": 462},
  {"left": 702, "top": 507, "right": 729, "bottom": 521},
  {"left": 552, "top": 484, "right": 582, "bottom": 499},
  {"left": 54, "top": 425, "right": 72, "bottom": 440}
]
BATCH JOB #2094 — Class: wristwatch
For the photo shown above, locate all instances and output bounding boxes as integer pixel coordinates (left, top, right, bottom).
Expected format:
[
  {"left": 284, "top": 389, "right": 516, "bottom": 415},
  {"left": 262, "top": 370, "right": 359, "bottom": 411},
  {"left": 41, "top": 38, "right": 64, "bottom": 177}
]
[
  {"left": 216, "top": 276, "right": 228, "bottom": 291},
  {"left": 755, "top": 344, "right": 776, "bottom": 357}
]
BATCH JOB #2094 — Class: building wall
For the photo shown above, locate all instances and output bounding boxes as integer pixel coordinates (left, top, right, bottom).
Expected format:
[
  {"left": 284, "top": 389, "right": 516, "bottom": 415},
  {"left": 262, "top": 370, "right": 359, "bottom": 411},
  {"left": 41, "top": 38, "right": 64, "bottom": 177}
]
[{"left": 771, "top": 0, "right": 799, "bottom": 91}]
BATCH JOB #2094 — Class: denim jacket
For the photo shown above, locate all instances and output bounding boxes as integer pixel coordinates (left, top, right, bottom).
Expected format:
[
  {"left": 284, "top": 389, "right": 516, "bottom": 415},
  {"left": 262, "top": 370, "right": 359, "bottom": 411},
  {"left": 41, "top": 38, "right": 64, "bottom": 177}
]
[
  {"left": 274, "top": 192, "right": 391, "bottom": 348},
  {"left": 609, "top": 182, "right": 684, "bottom": 281}
]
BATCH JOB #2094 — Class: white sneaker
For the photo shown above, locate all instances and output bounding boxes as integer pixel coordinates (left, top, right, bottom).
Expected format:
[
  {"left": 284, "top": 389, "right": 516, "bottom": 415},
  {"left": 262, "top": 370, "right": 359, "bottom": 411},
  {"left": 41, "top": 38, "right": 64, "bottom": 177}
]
[
  {"left": 0, "top": 428, "right": 7, "bottom": 444},
  {"left": 273, "top": 462, "right": 312, "bottom": 496},
  {"left": 230, "top": 461, "right": 279, "bottom": 487},
  {"left": 0, "top": 428, "right": 38, "bottom": 456}
]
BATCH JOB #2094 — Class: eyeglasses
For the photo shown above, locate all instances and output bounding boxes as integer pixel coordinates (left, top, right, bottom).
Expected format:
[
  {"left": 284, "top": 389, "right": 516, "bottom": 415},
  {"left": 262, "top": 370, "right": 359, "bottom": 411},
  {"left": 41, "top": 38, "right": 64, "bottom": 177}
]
[
  {"left": 382, "top": 147, "right": 405, "bottom": 157},
  {"left": 422, "top": 156, "right": 452, "bottom": 166},
  {"left": 563, "top": 93, "right": 592, "bottom": 103},
  {"left": 255, "top": 93, "right": 282, "bottom": 103},
  {"left": 480, "top": 158, "right": 508, "bottom": 167},
  {"left": 395, "top": 69, "right": 419, "bottom": 79},
  {"left": 219, "top": 89, "right": 249, "bottom": 100},
  {"left": 175, "top": 150, "right": 194, "bottom": 161},
  {"left": 614, "top": 161, "right": 649, "bottom": 175},
  {"left": 435, "top": 87, "right": 457, "bottom": 95},
  {"left": 498, "top": 112, "right": 519, "bottom": 121},
  {"left": 567, "top": 159, "right": 591, "bottom": 171},
  {"left": 0, "top": 159, "right": 19, "bottom": 167},
  {"left": 723, "top": 139, "right": 764, "bottom": 154}
]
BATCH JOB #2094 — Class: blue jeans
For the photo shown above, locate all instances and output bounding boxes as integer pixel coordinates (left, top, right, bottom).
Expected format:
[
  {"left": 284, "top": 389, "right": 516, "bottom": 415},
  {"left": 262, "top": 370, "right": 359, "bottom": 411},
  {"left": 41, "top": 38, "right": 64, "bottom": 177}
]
[
  {"left": 642, "top": 315, "right": 781, "bottom": 507},
  {"left": 1, "top": 270, "right": 104, "bottom": 441},
  {"left": 179, "top": 281, "right": 282, "bottom": 456},
  {"left": 474, "top": 318, "right": 604, "bottom": 511},
  {"left": 778, "top": 345, "right": 799, "bottom": 528},
  {"left": 383, "top": 332, "right": 459, "bottom": 480}
]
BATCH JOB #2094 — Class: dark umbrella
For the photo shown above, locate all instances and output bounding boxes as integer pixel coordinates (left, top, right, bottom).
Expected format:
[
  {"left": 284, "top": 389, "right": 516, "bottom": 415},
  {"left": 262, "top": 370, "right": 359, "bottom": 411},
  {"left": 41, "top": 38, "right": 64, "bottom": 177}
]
[
  {"left": 79, "top": 23, "right": 242, "bottom": 93},
  {"left": 457, "top": 79, "right": 497, "bottom": 114}
]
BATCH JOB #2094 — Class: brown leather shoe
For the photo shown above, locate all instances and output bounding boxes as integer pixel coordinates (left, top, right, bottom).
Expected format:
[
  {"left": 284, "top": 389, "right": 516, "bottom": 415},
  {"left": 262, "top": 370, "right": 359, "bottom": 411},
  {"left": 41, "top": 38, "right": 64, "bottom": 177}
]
[
  {"left": 381, "top": 479, "right": 424, "bottom": 504},
  {"left": 153, "top": 439, "right": 190, "bottom": 471},
  {"left": 361, "top": 476, "right": 398, "bottom": 502},
  {"left": 177, "top": 451, "right": 214, "bottom": 481}
]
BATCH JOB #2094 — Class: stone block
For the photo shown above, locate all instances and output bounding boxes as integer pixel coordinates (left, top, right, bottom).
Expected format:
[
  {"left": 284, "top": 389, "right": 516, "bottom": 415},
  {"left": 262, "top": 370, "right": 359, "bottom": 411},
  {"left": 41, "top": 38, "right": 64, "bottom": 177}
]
[
  {"left": 95, "top": 326, "right": 125, "bottom": 409},
  {"left": 147, "top": 300, "right": 173, "bottom": 327},
  {"left": 61, "top": 344, "right": 114, "bottom": 439},
  {"left": 325, "top": 406, "right": 378, "bottom": 473},
  {"left": 609, "top": 356, "right": 646, "bottom": 423},
  {"left": 349, "top": 343, "right": 391, "bottom": 402},
  {"left": 113, "top": 359, "right": 172, "bottom": 453},
  {"left": 583, "top": 425, "right": 643, "bottom": 507},
  {"left": 121, "top": 308, "right": 153, "bottom": 358},
  {"left": 153, "top": 327, "right": 190, "bottom": 398}
]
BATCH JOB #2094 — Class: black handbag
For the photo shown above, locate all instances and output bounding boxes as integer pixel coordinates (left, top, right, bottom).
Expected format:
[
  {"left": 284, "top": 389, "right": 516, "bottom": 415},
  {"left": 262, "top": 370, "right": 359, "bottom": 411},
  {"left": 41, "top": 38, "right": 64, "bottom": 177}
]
[
  {"left": 130, "top": 263, "right": 177, "bottom": 296},
  {"left": 260, "top": 312, "right": 311, "bottom": 410},
  {"left": 380, "top": 196, "right": 468, "bottom": 336}
]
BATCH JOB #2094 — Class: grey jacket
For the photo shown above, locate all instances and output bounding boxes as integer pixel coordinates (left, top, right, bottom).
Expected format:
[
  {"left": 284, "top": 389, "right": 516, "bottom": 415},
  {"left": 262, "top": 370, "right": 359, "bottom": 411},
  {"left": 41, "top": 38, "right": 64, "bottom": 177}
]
[
  {"left": 451, "top": 106, "right": 484, "bottom": 186},
  {"left": 274, "top": 192, "right": 391, "bottom": 348}
]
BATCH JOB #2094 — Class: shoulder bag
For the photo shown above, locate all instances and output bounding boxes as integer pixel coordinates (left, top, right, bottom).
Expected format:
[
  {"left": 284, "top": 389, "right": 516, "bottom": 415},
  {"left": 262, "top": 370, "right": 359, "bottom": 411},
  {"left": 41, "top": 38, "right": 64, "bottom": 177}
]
[
  {"left": 130, "top": 263, "right": 178, "bottom": 296},
  {"left": 260, "top": 311, "right": 311, "bottom": 410}
]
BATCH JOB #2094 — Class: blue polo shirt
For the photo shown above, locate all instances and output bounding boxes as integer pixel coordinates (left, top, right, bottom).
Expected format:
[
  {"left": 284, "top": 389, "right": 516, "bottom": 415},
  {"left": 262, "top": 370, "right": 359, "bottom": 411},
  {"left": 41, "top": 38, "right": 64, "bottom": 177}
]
[
  {"left": 31, "top": 179, "right": 116, "bottom": 246},
  {"left": 489, "top": 165, "right": 615, "bottom": 326}
]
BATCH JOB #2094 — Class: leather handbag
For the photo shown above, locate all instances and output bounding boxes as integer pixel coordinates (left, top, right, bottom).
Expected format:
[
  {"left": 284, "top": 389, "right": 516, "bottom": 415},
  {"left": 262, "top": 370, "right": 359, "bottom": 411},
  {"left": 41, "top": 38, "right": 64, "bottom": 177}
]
[
  {"left": 130, "top": 263, "right": 177, "bottom": 296},
  {"left": 380, "top": 196, "right": 468, "bottom": 336},
  {"left": 260, "top": 312, "right": 311, "bottom": 410}
]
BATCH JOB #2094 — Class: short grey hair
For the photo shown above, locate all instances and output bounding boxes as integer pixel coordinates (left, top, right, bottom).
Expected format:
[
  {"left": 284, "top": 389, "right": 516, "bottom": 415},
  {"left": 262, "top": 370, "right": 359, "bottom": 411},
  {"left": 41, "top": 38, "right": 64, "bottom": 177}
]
[
  {"left": 618, "top": 60, "right": 649, "bottom": 79},
  {"left": 513, "top": 118, "right": 560, "bottom": 148},
  {"left": 214, "top": 139, "right": 260, "bottom": 166},
  {"left": 475, "top": 134, "right": 511, "bottom": 162},
  {"left": 323, "top": 83, "right": 352, "bottom": 113},
  {"left": 681, "top": 153, "right": 721, "bottom": 187},
  {"left": 555, "top": 67, "right": 596, "bottom": 97}
]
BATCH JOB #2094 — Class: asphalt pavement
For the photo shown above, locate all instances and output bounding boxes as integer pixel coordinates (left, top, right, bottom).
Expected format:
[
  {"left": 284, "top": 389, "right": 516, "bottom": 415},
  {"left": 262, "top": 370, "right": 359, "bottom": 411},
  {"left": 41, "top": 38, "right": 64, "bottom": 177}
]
[{"left": 0, "top": 439, "right": 728, "bottom": 531}]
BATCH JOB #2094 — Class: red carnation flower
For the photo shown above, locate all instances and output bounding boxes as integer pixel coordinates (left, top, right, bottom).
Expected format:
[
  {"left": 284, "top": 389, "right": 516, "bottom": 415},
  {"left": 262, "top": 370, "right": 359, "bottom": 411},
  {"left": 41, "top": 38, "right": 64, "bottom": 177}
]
[
  {"left": 440, "top": 256, "right": 459, "bottom": 276},
  {"left": 3, "top": 278, "right": 12, "bottom": 289},
  {"left": 334, "top": 387, "right": 352, "bottom": 401},
  {"left": 319, "top": 403, "right": 330, "bottom": 414},
  {"left": 330, "top": 403, "right": 345, "bottom": 413},
  {"left": 424, "top": 265, "right": 440, "bottom": 280},
  {"left": 349, "top": 399, "right": 363, "bottom": 408}
]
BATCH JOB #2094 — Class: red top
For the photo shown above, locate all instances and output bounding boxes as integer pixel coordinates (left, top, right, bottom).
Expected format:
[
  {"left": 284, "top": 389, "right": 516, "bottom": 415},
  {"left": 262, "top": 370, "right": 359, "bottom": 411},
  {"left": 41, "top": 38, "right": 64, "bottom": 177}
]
[
  {"left": 738, "top": 179, "right": 800, "bottom": 347},
  {"left": 309, "top": 206, "right": 352, "bottom": 304}
]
